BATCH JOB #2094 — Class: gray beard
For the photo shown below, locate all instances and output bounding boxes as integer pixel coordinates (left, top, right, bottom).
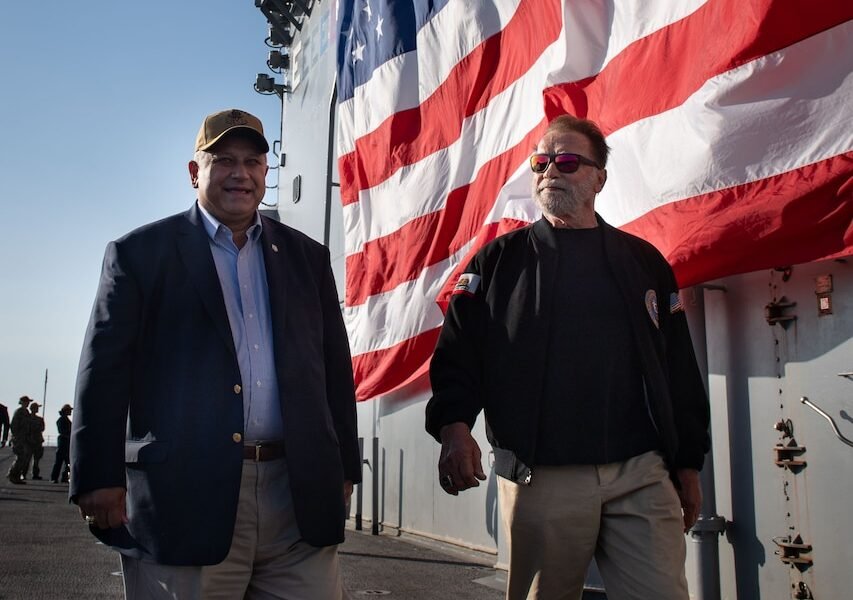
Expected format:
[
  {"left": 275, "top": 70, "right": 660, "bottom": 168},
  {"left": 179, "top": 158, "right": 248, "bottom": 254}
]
[{"left": 534, "top": 178, "right": 596, "bottom": 221}]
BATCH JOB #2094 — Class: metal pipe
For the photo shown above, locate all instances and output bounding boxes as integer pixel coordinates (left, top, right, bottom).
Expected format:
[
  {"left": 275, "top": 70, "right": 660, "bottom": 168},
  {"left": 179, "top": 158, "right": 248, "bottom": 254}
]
[
  {"left": 372, "top": 437, "right": 380, "bottom": 535},
  {"left": 323, "top": 82, "right": 338, "bottom": 247},
  {"left": 800, "top": 396, "right": 853, "bottom": 448},
  {"left": 685, "top": 287, "right": 726, "bottom": 600},
  {"left": 355, "top": 437, "right": 364, "bottom": 530},
  {"left": 691, "top": 465, "right": 726, "bottom": 600}
]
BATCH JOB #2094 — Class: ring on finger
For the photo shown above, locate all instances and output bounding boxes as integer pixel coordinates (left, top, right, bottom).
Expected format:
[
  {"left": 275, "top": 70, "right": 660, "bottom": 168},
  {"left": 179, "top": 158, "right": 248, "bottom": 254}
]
[
  {"left": 84, "top": 515, "right": 96, "bottom": 525},
  {"left": 440, "top": 474, "right": 454, "bottom": 488}
]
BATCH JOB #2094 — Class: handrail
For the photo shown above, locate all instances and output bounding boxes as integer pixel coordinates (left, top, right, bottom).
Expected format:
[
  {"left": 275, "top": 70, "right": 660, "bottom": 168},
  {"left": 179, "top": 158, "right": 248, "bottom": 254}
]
[{"left": 800, "top": 396, "right": 853, "bottom": 448}]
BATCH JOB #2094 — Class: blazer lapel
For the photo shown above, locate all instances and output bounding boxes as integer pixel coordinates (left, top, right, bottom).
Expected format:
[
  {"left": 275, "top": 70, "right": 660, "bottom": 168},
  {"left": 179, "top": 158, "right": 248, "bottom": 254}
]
[
  {"left": 260, "top": 219, "right": 289, "bottom": 333},
  {"left": 259, "top": 218, "right": 294, "bottom": 386},
  {"left": 177, "top": 205, "right": 237, "bottom": 357}
]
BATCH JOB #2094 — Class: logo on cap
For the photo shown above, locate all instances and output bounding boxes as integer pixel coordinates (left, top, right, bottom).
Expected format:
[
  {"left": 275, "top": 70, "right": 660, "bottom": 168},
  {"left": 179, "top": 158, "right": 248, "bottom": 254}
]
[{"left": 226, "top": 109, "right": 249, "bottom": 126}]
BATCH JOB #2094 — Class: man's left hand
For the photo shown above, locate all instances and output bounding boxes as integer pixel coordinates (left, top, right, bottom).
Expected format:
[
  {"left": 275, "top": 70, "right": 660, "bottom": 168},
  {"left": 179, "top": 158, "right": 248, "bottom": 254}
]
[
  {"left": 344, "top": 480, "right": 354, "bottom": 503},
  {"left": 676, "top": 468, "right": 702, "bottom": 532}
]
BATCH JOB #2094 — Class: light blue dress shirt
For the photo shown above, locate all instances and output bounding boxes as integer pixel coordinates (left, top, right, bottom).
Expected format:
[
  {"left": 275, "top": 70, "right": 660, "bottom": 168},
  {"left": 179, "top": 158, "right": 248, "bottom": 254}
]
[{"left": 198, "top": 202, "right": 284, "bottom": 442}]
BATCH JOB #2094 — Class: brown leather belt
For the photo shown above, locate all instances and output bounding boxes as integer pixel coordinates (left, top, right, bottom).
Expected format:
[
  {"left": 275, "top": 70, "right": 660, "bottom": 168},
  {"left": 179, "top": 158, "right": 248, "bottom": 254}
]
[{"left": 243, "top": 442, "right": 286, "bottom": 462}]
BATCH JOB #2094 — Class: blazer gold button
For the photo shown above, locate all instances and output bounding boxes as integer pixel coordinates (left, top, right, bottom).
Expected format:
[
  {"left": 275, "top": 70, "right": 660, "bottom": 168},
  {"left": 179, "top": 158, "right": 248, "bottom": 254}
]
[
  {"left": 233, "top": 384, "right": 242, "bottom": 394},
  {"left": 232, "top": 433, "right": 242, "bottom": 443}
]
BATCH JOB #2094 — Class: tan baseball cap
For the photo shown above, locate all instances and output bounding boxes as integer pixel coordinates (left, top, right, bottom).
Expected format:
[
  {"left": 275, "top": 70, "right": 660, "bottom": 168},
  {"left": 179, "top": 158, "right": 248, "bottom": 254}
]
[{"left": 194, "top": 109, "right": 269, "bottom": 153}]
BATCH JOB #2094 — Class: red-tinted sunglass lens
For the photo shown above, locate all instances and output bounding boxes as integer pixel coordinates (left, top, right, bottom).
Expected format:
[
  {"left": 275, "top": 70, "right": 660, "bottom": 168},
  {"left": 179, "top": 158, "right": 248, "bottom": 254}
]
[
  {"left": 529, "top": 154, "right": 551, "bottom": 173},
  {"left": 553, "top": 154, "right": 581, "bottom": 173},
  {"left": 530, "top": 153, "right": 583, "bottom": 173}
]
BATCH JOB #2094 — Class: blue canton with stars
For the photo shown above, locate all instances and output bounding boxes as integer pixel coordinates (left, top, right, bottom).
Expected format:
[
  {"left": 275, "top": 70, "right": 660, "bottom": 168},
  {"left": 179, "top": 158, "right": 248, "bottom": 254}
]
[{"left": 337, "top": 0, "right": 450, "bottom": 103}]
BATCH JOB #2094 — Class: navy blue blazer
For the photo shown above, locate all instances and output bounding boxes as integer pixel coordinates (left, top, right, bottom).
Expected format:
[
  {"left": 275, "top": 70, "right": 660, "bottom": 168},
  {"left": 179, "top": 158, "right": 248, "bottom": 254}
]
[{"left": 70, "top": 204, "right": 361, "bottom": 565}]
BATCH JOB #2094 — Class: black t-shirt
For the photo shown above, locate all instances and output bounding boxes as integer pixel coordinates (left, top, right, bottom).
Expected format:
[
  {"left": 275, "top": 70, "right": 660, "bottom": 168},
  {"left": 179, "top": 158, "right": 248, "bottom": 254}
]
[{"left": 534, "top": 226, "right": 659, "bottom": 465}]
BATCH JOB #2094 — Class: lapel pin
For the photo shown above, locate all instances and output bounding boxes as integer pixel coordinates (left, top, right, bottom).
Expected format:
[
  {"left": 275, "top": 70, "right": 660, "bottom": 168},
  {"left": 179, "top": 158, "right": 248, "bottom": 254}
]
[{"left": 271, "top": 244, "right": 279, "bottom": 253}]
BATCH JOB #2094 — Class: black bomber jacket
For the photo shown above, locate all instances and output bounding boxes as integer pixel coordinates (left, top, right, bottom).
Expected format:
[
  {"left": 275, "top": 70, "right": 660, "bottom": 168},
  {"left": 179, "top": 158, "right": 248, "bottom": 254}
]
[{"left": 426, "top": 216, "right": 711, "bottom": 484}]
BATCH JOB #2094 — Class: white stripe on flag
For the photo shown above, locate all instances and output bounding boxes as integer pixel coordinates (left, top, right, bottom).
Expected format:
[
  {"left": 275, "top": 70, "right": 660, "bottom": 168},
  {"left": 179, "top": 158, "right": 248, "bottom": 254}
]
[
  {"left": 598, "top": 20, "right": 853, "bottom": 226},
  {"left": 345, "top": 244, "right": 473, "bottom": 355}
]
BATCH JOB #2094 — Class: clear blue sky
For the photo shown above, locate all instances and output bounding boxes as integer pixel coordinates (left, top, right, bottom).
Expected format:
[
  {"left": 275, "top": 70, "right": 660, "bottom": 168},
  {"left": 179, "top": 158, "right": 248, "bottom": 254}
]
[{"left": 0, "top": 2, "right": 284, "bottom": 441}]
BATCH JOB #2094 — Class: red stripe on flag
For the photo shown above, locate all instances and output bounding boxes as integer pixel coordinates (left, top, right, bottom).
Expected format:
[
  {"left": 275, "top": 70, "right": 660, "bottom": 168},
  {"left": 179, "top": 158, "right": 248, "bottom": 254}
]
[
  {"left": 624, "top": 153, "right": 853, "bottom": 287},
  {"left": 345, "top": 122, "right": 546, "bottom": 306},
  {"left": 352, "top": 327, "right": 441, "bottom": 401},
  {"left": 544, "top": 0, "right": 853, "bottom": 131},
  {"left": 339, "top": 0, "right": 562, "bottom": 205}
]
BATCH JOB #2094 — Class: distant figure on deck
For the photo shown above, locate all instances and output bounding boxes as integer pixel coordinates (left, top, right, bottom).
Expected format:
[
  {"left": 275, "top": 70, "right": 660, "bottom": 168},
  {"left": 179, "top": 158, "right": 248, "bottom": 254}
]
[
  {"left": 51, "top": 404, "right": 72, "bottom": 483},
  {"left": 71, "top": 108, "right": 360, "bottom": 600},
  {"left": 426, "top": 115, "right": 711, "bottom": 600},
  {"left": 27, "top": 402, "right": 45, "bottom": 480},
  {"left": 7, "top": 396, "right": 33, "bottom": 484},
  {"left": 0, "top": 402, "right": 9, "bottom": 448}
]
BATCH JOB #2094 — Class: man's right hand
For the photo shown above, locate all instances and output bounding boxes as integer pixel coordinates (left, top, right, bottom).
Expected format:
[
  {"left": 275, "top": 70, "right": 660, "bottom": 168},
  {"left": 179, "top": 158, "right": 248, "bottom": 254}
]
[
  {"left": 77, "top": 487, "right": 128, "bottom": 530},
  {"left": 437, "top": 422, "right": 487, "bottom": 496}
]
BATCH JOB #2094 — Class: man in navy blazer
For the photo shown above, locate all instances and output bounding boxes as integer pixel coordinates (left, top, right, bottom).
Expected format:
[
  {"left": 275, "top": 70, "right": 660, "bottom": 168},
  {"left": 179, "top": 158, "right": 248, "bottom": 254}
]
[{"left": 71, "top": 109, "right": 361, "bottom": 599}]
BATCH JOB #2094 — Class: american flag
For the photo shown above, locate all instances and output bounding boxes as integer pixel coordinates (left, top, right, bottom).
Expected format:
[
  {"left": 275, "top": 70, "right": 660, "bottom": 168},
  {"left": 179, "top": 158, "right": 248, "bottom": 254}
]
[{"left": 336, "top": 0, "right": 853, "bottom": 402}]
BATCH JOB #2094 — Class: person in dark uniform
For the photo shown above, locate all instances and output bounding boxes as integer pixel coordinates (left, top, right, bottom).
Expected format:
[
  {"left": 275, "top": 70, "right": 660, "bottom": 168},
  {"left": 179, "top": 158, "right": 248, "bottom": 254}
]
[
  {"left": 7, "top": 396, "right": 33, "bottom": 484},
  {"left": 27, "top": 402, "right": 46, "bottom": 480},
  {"left": 0, "top": 402, "right": 9, "bottom": 449},
  {"left": 51, "top": 404, "right": 73, "bottom": 483},
  {"left": 426, "top": 115, "right": 711, "bottom": 600}
]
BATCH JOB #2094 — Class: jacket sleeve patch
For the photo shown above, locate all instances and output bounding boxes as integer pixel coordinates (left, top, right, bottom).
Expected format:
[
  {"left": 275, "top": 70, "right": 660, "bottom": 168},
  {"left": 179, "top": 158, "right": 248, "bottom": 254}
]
[
  {"left": 645, "top": 289, "right": 659, "bottom": 328},
  {"left": 669, "top": 291, "right": 684, "bottom": 314},
  {"left": 452, "top": 273, "right": 481, "bottom": 297}
]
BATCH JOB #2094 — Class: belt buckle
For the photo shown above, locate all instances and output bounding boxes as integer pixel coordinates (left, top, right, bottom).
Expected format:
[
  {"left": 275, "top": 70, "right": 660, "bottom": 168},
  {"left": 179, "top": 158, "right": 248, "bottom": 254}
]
[{"left": 255, "top": 443, "right": 262, "bottom": 462}]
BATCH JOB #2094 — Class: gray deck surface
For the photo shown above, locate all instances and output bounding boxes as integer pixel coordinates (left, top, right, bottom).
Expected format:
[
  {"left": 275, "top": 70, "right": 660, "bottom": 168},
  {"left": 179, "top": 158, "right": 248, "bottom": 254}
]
[{"left": 0, "top": 446, "right": 505, "bottom": 599}]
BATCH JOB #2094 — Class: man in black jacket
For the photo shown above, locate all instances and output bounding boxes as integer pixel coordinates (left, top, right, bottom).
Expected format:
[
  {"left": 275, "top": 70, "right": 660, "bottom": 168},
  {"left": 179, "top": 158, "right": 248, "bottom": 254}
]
[{"left": 426, "top": 115, "right": 710, "bottom": 600}]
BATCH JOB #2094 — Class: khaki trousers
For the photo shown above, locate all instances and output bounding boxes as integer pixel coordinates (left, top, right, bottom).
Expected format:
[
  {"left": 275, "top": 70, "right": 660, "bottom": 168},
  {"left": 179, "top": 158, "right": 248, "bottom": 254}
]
[
  {"left": 121, "top": 457, "right": 343, "bottom": 600},
  {"left": 498, "top": 451, "right": 688, "bottom": 600}
]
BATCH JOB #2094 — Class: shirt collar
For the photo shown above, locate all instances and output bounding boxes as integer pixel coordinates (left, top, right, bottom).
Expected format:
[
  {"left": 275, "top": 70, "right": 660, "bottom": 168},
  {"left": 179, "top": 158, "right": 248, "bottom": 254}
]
[{"left": 197, "top": 201, "right": 263, "bottom": 243}]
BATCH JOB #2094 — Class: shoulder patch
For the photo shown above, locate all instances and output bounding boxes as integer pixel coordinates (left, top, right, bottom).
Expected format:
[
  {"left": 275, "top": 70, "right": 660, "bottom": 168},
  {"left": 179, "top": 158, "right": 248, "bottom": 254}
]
[
  {"left": 669, "top": 291, "right": 684, "bottom": 314},
  {"left": 645, "top": 289, "right": 659, "bottom": 328},
  {"left": 452, "top": 273, "right": 481, "bottom": 297}
]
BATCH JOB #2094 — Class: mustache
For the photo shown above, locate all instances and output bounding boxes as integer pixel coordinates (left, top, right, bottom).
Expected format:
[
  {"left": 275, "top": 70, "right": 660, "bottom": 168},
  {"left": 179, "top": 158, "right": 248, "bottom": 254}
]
[{"left": 536, "top": 182, "right": 568, "bottom": 192}]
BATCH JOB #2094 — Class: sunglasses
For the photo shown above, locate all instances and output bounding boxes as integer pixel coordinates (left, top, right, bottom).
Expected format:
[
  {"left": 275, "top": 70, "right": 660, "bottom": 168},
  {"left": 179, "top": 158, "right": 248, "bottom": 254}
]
[{"left": 529, "top": 152, "right": 600, "bottom": 174}]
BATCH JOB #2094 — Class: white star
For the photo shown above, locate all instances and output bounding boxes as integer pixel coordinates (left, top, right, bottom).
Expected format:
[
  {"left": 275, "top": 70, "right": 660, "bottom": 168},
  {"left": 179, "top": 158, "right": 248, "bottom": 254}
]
[
  {"left": 352, "top": 40, "right": 365, "bottom": 63},
  {"left": 375, "top": 15, "right": 384, "bottom": 41},
  {"left": 362, "top": 1, "right": 372, "bottom": 21}
]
